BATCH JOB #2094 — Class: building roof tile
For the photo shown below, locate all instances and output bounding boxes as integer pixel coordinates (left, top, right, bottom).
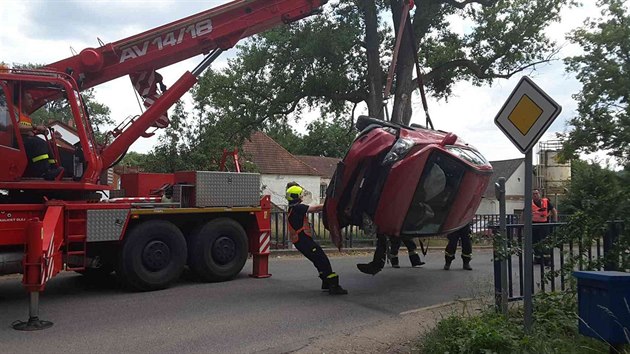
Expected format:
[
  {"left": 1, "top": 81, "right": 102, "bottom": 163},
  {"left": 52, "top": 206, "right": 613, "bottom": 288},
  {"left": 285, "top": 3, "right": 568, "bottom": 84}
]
[
  {"left": 295, "top": 155, "right": 340, "bottom": 179},
  {"left": 242, "top": 131, "right": 320, "bottom": 176}
]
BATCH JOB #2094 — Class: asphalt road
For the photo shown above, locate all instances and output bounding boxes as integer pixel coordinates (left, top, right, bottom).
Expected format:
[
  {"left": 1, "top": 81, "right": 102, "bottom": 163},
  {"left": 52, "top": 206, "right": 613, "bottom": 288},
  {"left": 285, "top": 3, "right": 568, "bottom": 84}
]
[{"left": 0, "top": 249, "right": 497, "bottom": 353}]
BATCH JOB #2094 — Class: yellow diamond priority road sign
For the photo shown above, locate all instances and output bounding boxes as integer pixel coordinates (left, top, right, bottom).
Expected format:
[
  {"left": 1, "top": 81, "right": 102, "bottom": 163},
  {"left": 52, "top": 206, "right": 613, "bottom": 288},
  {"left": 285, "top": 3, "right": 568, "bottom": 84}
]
[{"left": 494, "top": 76, "right": 561, "bottom": 153}]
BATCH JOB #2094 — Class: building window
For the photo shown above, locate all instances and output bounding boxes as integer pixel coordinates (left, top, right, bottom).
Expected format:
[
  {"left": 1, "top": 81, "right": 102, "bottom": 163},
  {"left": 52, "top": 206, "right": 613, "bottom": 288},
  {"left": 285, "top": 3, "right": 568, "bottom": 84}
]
[{"left": 320, "top": 183, "right": 327, "bottom": 200}]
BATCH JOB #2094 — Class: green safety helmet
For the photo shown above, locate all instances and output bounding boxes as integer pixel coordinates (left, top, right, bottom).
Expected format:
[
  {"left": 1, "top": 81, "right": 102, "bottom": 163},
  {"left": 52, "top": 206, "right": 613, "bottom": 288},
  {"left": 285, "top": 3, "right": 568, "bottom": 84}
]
[{"left": 286, "top": 185, "right": 304, "bottom": 204}]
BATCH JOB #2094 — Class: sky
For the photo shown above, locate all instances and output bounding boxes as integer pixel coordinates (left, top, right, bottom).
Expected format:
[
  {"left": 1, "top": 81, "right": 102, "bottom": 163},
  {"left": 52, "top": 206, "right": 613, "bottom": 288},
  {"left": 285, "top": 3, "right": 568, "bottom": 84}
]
[{"left": 0, "top": 0, "right": 601, "bottom": 165}]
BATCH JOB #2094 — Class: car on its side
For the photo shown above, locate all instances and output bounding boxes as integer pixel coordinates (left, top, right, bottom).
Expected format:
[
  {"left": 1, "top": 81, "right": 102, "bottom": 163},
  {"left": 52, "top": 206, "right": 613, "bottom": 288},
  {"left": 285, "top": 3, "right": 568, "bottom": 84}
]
[{"left": 323, "top": 116, "right": 493, "bottom": 249}]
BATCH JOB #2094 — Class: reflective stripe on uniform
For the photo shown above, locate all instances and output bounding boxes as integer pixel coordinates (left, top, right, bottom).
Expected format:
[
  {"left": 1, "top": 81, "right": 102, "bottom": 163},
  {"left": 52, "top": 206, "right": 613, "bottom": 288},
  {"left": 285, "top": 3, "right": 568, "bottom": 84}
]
[
  {"left": 48, "top": 159, "right": 56, "bottom": 164},
  {"left": 32, "top": 154, "right": 50, "bottom": 163},
  {"left": 287, "top": 208, "right": 312, "bottom": 244},
  {"left": 19, "top": 120, "right": 32, "bottom": 127},
  {"left": 462, "top": 253, "right": 472, "bottom": 259},
  {"left": 326, "top": 273, "right": 338, "bottom": 279}
]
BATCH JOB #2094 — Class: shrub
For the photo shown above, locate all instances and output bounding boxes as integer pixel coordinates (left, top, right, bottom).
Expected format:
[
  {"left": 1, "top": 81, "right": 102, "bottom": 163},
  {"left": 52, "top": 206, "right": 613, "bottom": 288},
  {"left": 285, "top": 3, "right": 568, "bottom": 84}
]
[{"left": 415, "top": 291, "right": 612, "bottom": 354}]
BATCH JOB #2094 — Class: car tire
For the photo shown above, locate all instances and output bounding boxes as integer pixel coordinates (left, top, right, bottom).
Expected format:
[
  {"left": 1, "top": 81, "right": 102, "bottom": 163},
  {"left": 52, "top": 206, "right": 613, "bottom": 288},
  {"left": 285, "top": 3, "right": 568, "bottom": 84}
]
[
  {"left": 117, "top": 220, "right": 187, "bottom": 291},
  {"left": 188, "top": 218, "right": 248, "bottom": 282}
]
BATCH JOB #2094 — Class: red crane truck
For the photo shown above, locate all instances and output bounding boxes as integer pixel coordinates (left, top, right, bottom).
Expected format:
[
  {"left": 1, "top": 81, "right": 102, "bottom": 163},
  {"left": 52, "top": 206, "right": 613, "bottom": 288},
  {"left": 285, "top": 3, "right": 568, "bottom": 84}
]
[{"left": 0, "top": 0, "right": 327, "bottom": 330}]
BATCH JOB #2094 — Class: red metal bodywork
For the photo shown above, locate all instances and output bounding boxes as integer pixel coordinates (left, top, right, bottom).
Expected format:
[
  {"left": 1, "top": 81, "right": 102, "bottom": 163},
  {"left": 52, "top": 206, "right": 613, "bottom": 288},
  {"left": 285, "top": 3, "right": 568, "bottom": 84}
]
[
  {"left": 0, "top": 0, "right": 324, "bottom": 304},
  {"left": 0, "top": 0, "right": 326, "bottom": 189},
  {"left": 120, "top": 173, "right": 176, "bottom": 197},
  {"left": 324, "top": 117, "right": 493, "bottom": 249}
]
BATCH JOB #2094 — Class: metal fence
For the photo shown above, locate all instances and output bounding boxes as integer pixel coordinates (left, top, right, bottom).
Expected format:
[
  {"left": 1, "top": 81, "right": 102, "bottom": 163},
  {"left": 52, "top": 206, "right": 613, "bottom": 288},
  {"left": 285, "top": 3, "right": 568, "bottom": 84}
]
[
  {"left": 493, "top": 221, "right": 625, "bottom": 304},
  {"left": 269, "top": 211, "right": 522, "bottom": 249},
  {"left": 270, "top": 211, "right": 371, "bottom": 249}
]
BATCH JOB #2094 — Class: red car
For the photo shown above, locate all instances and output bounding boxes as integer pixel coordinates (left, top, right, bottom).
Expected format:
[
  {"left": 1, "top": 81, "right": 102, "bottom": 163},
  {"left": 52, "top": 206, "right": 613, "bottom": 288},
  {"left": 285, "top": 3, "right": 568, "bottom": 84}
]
[{"left": 323, "top": 116, "right": 493, "bottom": 249}]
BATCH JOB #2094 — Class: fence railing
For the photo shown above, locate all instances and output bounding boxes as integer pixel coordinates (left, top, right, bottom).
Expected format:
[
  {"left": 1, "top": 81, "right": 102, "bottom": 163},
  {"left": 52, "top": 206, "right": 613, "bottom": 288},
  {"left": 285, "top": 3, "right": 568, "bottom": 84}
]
[
  {"left": 270, "top": 212, "right": 523, "bottom": 249},
  {"left": 492, "top": 221, "right": 625, "bottom": 305},
  {"left": 270, "top": 211, "right": 372, "bottom": 249}
]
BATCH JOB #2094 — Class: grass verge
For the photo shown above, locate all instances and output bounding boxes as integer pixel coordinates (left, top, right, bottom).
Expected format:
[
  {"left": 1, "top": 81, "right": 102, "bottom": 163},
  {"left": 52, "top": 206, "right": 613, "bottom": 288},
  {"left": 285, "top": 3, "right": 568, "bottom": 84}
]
[{"left": 413, "top": 291, "right": 624, "bottom": 354}]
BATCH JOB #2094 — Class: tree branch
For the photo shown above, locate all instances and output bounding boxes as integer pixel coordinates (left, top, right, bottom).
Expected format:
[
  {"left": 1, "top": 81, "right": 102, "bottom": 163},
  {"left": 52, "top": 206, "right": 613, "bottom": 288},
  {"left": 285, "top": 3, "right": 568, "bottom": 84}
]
[
  {"left": 422, "top": 56, "right": 557, "bottom": 83},
  {"left": 440, "top": 0, "right": 498, "bottom": 9}
]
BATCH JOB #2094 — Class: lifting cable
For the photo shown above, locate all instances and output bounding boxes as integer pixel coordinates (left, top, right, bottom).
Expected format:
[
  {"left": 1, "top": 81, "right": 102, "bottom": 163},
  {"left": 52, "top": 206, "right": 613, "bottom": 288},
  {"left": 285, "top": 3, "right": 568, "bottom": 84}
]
[
  {"left": 405, "top": 11, "right": 433, "bottom": 130},
  {"left": 381, "top": 0, "right": 434, "bottom": 130}
]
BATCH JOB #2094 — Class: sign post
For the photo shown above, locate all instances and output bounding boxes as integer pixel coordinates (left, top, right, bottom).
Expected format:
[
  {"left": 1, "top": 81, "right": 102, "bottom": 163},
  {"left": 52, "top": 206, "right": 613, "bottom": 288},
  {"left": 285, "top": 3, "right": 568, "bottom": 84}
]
[{"left": 494, "top": 76, "right": 561, "bottom": 331}]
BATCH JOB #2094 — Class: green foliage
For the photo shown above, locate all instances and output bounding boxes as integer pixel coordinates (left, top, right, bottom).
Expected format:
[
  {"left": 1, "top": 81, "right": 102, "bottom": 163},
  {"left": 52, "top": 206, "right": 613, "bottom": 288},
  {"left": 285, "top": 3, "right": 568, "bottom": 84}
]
[
  {"left": 190, "top": 0, "right": 573, "bottom": 129},
  {"left": 562, "top": 0, "right": 630, "bottom": 167},
  {"left": 31, "top": 89, "right": 113, "bottom": 145},
  {"left": 416, "top": 292, "right": 609, "bottom": 354},
  {"left": 131, "top": 100, "right": 259, "bottom": 173},
  {"left": 119, "top": 151, "right": 148, "bottom": 168},
  {"left": 539, "top": 160, "right": 630, "bottom": 277},
  {"left": 192, "top": 1, "right": 367, "bottom": 135},
  {"left": 420, "top": 0, "right": 572, "bottom": 99},
  {"left": 11, "top": 63, "right": 113, "bottom": 145}
]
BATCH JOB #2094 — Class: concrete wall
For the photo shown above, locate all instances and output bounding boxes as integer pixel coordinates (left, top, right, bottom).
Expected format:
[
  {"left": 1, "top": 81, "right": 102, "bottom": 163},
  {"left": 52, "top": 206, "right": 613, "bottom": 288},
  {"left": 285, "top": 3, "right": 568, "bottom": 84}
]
[
  {"left": 540, "top": 150, "right": 571, "bottom": 194},
  {"left": 261, "top": 174, "right": 321, "bottom": 208},
  {"left": 505, "top": 162, "right": 525, "bottom": 197},
  {"left": 476, "top": 161, "right": 526, "bottom": 215},
  {"left": 476, "top": 198, "right": 525, "bottom": 216}
]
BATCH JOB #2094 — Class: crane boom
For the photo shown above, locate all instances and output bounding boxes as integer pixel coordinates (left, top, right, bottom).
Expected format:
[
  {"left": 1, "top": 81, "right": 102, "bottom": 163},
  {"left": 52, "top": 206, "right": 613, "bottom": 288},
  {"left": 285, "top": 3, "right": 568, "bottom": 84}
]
[
  {"left": 45, "top": 0, "right": 325, "bottom": 90},
  {"left": 0, "top": 0, "right": 326, "bottom": 189}
]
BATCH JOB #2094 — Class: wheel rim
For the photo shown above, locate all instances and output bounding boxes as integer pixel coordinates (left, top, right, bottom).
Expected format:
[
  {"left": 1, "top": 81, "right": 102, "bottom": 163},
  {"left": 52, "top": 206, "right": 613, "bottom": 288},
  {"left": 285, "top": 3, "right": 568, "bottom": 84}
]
[
  {"left": 142, "top": 240, "right": 171, "bottom": 271},
  {"left": 212, "top": 235, "right": 237, "bottom": 265}
]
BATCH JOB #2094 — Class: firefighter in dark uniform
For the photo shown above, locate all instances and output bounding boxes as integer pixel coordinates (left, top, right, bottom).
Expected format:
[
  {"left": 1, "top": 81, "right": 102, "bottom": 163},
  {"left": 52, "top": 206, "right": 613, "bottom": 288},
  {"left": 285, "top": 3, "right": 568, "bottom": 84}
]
[
  {"left": 389, "top": 237, "right": 425, "bottom": 268},
  {"left": 286, "top": 184, "right": 348, "bottom": 295},
  {"left": 532, "top": 189, "right": 558, "bottom": 265},
  {"left": 444, "top": 223, "right": 473, "bottom": 270},
  {"left": 16, "top": 90, "right": 63, "bottom": 180}
]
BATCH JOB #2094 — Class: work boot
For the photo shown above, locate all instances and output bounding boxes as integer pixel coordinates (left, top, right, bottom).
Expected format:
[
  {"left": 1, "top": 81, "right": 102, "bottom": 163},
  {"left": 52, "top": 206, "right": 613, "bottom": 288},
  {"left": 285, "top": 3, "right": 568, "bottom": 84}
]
[
  {"left": 410, "top": 254, "right": 425, "bottom": 267},
  {"left": 390, "top": 257, "right": 400, "bottom": 268},
  {"left": 319, "top": 274, "right": 330, "bottom": 291},
  {"left": 443, "top": 255, "right": 454, "bottom": 270},
  {"left": 463, "top": 259, "right": 473, "bottom": 271},
  {"left": 326, "top": 275, "right": 348, "bottom": 295},
  {"left": 357, "top": 262, "right": 382, "bottom": 275}
]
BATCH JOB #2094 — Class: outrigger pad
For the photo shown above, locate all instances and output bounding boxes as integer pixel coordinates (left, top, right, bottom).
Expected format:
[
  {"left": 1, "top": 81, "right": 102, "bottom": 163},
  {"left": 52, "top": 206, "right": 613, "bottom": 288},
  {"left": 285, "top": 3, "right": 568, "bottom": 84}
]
[{"left": 12, "top": 317, "right": 53, "bottom": 331}]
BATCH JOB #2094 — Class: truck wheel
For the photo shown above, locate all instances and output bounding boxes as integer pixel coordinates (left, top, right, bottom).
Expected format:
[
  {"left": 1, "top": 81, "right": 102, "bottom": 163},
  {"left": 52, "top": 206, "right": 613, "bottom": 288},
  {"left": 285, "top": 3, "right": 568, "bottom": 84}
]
[
  {"left": 117, "top": 220, "right": 187, "bottom": 291},
  {"left": 188, "top": 218, "right": 248, "bottom": 282}
]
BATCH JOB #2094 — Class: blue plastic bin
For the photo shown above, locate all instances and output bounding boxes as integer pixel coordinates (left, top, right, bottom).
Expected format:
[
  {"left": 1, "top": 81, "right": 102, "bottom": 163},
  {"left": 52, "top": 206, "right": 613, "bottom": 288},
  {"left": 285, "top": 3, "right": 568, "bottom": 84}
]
[{"left": 573, "top": 271, "right": 630, "bottom": 344}]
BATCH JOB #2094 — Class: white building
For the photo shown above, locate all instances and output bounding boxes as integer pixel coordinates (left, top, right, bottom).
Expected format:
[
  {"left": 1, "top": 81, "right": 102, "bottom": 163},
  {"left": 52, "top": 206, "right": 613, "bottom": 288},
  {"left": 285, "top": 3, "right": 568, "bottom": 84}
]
[
  {"left": 242, "top": 132, "right": 322, "bottom": 209},
  {"left": 476, "top": 158, "right": 526, "bottom": 216}
]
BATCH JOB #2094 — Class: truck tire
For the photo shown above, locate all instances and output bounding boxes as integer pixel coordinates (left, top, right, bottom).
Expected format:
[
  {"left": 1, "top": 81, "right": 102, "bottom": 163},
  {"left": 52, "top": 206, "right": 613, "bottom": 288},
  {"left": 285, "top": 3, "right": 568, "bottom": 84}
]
[
  {"left": 188, "top": 218, "right": 248, "bottom": 282},
  {"left": 117, "top": 220, "right": 187, "bottom": 291}
]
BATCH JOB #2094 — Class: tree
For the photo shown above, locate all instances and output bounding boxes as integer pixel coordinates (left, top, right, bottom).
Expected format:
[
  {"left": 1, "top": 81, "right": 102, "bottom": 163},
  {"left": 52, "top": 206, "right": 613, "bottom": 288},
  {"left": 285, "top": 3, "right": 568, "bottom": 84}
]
[
  {"left": 11, "top": 63, "right": 114, "bottom": 144},
  {"left": 561, "top": 0, "right": 630, "bottom": 167},
  {"left": 296, "top": 117, "right": 356, "bottom": 158},
  {"left": 193, "top": 0, "right": 571, "bottom": 131},
  {"left": 119, "top": 151, "right": 149, "bottom": 169},
  {"left": 31, "top": 88, "right": 113, "bottom": 145},
  {"left": 546, "top": 159, "right": 630, "bottom": 272}
]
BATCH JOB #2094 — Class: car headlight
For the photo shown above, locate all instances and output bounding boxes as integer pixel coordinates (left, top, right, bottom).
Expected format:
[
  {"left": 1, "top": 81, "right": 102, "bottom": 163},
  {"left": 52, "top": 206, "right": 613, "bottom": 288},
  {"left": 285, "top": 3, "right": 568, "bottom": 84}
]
[{"left": 382, "top": 138, "right": 414, "bottom": 165}]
